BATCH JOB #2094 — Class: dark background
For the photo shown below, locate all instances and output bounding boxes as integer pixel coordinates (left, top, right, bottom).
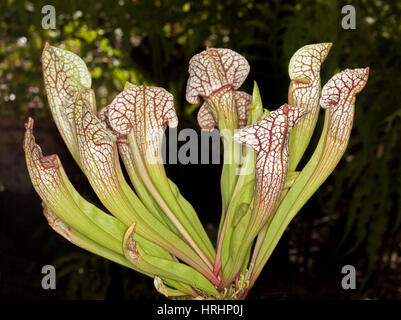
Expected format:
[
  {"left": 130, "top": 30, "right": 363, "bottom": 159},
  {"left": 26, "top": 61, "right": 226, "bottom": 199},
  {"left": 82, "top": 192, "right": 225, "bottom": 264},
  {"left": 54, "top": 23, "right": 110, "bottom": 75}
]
[{"left": 1, "top": 0, "right": 400, "bottom": 299}]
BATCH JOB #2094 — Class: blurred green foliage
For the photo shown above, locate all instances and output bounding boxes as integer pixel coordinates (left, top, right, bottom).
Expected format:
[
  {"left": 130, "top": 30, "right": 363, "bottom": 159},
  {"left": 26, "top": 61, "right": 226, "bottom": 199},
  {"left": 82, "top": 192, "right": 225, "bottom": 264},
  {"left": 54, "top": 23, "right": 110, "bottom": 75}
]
[{"left": 2, "top": 0, "right": 401, "bottom": 298}]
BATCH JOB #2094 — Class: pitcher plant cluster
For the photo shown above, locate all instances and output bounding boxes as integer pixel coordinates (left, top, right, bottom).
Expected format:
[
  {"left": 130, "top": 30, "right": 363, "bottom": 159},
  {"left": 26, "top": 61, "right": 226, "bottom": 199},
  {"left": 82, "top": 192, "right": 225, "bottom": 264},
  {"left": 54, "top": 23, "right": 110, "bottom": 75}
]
[{"left": 24, "top": 42, "right": 369, "bottom": 299}]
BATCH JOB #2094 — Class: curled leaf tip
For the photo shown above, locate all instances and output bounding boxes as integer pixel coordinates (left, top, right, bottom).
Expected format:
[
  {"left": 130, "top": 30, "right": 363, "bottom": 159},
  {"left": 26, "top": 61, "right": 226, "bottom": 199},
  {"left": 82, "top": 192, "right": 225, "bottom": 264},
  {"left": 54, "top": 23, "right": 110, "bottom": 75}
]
[
  {"left": 24, "top": 119, "right": 66, "bottom": 210},
  {"left": 154, "top": 276, "right": 169, "bottom": 297},
  {"left": 186, "top": 48, "right": 250, "bottom": 104},
  {"left": 288, "top": 42, "right": 332, "bottom": 83},
  {"left": 287, "top": 43, "right": 332, "bottom": 171},
  {"left": 123, "top": 222, "right": 141, "bottom": 263},
  {"left": 42, "top": 44, "right": 91, "bottom": 89},
  {"left": 24, "top": 118, "right": 59, "bottom": 170},
  {"left": 41, "top": 44, "right": 93, "bottom": 163},
  {"left": 42, "top": 204, "right": 71, "bottom": 240},
  {"left": 107, "top": 85, "right": 177, "bottom": 161},
  {"left": 320, "top": 67, "right": 369, "bottom": 144},
  {"left": 320, "top": 67, "right": 370, "bottom": 110},
  {"left": 108, "top": 85, "right": 177, "bottom": 135}
]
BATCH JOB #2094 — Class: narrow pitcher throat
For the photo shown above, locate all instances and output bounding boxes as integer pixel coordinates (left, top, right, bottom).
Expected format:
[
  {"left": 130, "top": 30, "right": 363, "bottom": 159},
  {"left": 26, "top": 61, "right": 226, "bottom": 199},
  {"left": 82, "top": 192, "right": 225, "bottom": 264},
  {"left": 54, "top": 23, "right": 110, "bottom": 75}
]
[{"left": 206, "top": 85, "right": 239, "bottom": 131}]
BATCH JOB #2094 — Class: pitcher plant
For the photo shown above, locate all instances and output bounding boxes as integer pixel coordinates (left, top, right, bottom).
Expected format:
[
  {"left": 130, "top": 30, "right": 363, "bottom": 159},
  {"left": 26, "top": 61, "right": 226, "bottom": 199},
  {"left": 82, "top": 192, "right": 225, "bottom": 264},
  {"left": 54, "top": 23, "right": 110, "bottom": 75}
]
[{"left": 24, "top": 42, "right": 369, "bottom": 299}]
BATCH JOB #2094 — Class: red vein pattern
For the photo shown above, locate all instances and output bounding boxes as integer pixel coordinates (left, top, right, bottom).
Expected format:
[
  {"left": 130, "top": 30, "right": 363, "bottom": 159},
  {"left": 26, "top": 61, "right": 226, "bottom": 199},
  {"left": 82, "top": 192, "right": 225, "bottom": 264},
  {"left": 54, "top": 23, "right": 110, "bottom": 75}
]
[
  {"left": 197, "top": 102, "right": 217, "bottom": 131},
  {"left": 320, "top": 67, "right": 370, "bottom": 148},
  {"left": 197, "top": 91, "right": 251, "bottom": 131},
  {"left": 73, "top": 97, "right": 120, "bottom": 198},
  {"left": 235, "top": 91, "right": 252, "bottom": 127},
  {"left": 288, "top": 43, "right": 331, "bottom": 114},
  {"left": 186, "top": 48, "right": 250, "bottom": 130},
  {"left": 107, "top": 85, "right": 178, "bottom": 164},
  {"left": 296, "top": 68, "right": 369, "bottom": 209},
  {"left": 41, "top": 44, "right": 92, "bottom": 160},
  {"left": 287, "top": 43, "right": 332, "bottom": 170},
  {"left": 186, "top": 48, "right": 250, "bottom": 104},
  {"left": 289, "top": 43, "right": 331, "bottom": 85},
  {"left": 99, "top": 106, "right": 127, "bottom": 142},
  {"left": 233, "top": 104, "right": 307, "bottom": 220},
  {"left": 24, "top": 118, "right": 64, "bottom": 209},
  {"left": 99, "top": 105, "right": 133, "bottom": 186},
  {"left": 98, "top": 106, "right": 112, "bottom": 131},
  {"left": 288, "top": 43, "right": 331, "bottom": 118}
]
